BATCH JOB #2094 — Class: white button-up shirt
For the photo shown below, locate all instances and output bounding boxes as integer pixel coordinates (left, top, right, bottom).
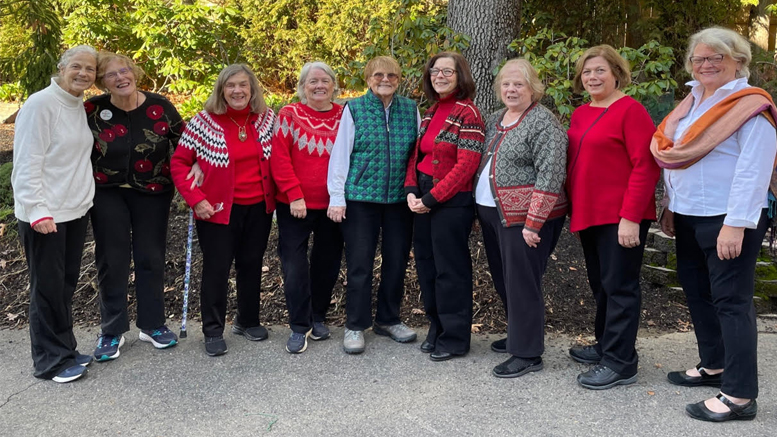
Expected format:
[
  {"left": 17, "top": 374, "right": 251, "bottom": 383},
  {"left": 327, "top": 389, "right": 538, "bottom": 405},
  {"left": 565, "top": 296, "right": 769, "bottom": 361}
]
[{"left": 664, "top": 77, "right": 777, "bottom": 228}]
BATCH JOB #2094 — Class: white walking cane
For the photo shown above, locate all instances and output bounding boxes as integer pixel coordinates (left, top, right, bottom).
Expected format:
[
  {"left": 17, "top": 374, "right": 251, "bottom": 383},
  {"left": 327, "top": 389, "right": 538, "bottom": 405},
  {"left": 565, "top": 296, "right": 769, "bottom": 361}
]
[{"left": 180, "top": 209, "right": 194, "bottom": 338}]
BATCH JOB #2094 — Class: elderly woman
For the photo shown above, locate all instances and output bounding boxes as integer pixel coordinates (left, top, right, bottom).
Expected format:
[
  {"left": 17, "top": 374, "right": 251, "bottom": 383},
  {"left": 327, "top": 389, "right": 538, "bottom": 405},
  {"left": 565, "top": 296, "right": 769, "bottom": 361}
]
[
  {"left": 327, "top": 56, "right": 419, "bottom": 354},
  {"left": 404, "top": 52, "right": 484, "bottom": 361},
  {"left": 653, "top": 28, "right": 776, "bottom": 422},
  {"left": 566, "top": 45, "right": 659, "bottom": 389},
  {"left": 474, "top": 59, "right": 568, "bottom": 377},
  {"left": 86, "top": 52, "right": 184, "bottom": 361},
  {"left": 11, "top": 45, "right": 97, "bottom": 383},
  {"left": 171, "top": 64, "right": 276, "bottom": 357},
  {"left": 271, "top": 62, "right": 344, "bottom": 354}
]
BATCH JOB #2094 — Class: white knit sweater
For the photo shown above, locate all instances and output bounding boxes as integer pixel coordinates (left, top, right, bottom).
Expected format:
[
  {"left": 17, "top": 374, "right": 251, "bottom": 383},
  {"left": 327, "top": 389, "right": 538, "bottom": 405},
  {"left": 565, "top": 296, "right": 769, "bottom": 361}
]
[{"left": 12, "top": 78, "right": 94, "bottom": 224}]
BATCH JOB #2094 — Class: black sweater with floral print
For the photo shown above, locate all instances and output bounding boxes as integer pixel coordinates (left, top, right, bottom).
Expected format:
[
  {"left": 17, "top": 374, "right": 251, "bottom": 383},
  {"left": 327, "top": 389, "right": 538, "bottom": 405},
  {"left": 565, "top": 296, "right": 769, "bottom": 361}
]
[{"left": 85, "top": 92, "right": 184, "bottom": 194}]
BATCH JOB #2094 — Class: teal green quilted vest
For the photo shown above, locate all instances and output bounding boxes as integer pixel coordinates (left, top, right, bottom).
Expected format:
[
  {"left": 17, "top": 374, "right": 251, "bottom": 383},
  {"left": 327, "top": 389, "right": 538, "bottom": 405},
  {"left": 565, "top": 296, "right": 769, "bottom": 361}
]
[{"left": 345, "top": 91, "right": 417, "bottom": 204}]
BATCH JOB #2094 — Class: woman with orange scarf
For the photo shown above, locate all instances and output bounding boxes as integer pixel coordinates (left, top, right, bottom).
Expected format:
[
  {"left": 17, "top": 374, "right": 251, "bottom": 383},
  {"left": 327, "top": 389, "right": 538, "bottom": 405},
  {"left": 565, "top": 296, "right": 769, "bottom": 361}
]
[{"left": 652, "top": 27, "right": 777, "bottom": 422}]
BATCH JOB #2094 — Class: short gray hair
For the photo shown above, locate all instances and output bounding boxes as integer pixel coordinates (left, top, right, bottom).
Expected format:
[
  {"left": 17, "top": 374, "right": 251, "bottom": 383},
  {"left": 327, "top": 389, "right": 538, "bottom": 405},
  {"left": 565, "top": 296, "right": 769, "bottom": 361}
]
[
  {"left": 57, "top": 45, "right": 98, "bottom": 71},
  {"left": 685, "top": 27, "right": 751, "bottom": 79},
  {"left": 204, "top": 64, "right": 267, "bottom": 115},
  {"left": 494, "top": 58, "right": 545, "bottom": 103},
  {"left": 296, "top": 62, "right": 339, "bottom": 103}
]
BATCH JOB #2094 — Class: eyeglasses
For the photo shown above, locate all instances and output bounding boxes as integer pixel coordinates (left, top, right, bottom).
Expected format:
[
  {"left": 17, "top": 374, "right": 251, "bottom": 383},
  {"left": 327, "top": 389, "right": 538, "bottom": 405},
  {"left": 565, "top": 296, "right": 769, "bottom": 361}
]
[
  {"left": 103, "top": 67, "right": 132, "bottom": 81},
  {"left": 372, "top": 72, "right": 399, "bottom": 81},
  {"left": 429, "top": 68, "right": 456, "bottom": 77},
  {"left": 689, "top": 54, "right": 725, "bottom": 66}
]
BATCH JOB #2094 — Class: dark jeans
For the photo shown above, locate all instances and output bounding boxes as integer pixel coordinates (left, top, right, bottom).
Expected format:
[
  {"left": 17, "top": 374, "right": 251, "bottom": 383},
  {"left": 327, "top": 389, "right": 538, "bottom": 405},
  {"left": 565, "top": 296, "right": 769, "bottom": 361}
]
[
  {"left": 90, "top": 187, "right": 173, "bottom": 334},
  {"left": 414, "top": 175, "right": 474, "bottom": 354},
  {"left": 674, "top": 210, "right": 768, "bottom": 399},
  {"left": 478, "top": 205, "right": 563, "bottom": 358},
  {"left": 579, "top": 220, "right": 651, "bottom": 376},
  {"left": 195, "top": 202, "right": 272, "bottom": 337},
  {"left": 19, "top": 216, "right": 89, "bottom": 379},
  {"left": 276, "top": 203, "right": 343, "bottom": 333},
  {"left": 341, "top": 200, "right": 413, "bottom": 331}
]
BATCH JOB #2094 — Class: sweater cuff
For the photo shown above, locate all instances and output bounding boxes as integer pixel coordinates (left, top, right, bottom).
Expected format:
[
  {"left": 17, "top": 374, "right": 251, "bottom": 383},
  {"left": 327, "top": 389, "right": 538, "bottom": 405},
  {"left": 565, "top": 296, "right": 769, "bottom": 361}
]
[
  {"left": 405, "top": 186, "right": 421, "bottom": 197},
  {"left": 27, "top": 205, "right": 52, "bottom": 226},
  {"left": 619, "top": 208, "right": 644, "bottom": 225},
  {"left": 421, "top": 192, "right": 439, "bottom": 208},
  {"left": 286, "top": 186, "right": 304, "bottom": 202},
  {"left": 30, "top": 216, "right": 54, "bottom": 228},
  {"left": 524, "top": 218, "right": 543, "bottom": 234}
]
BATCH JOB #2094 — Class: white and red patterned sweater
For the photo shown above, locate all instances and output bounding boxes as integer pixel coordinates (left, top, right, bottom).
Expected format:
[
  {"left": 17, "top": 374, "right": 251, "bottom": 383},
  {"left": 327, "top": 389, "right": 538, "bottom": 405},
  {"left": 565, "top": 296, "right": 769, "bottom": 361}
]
[{"left": 171, "top": 109, "right": 276, "bottom": 224}]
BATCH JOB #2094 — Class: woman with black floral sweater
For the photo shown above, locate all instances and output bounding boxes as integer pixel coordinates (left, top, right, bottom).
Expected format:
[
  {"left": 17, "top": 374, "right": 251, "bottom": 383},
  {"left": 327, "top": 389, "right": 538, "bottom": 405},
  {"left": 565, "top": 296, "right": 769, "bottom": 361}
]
[{"left": 85, "top": 52, "right": 184, "bottom": 362}]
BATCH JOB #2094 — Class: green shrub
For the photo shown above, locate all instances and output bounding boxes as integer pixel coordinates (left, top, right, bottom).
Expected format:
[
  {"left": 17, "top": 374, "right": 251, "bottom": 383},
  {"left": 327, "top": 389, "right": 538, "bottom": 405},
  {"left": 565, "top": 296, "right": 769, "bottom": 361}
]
[{"left": 0, "top": 162, "right": 14, "bottom": 216}]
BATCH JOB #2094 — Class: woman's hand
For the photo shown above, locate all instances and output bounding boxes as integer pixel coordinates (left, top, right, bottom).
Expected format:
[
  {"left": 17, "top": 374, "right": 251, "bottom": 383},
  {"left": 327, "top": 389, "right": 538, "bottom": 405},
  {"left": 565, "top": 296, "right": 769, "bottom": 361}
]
[
  {"left": 186, "top": 161, "right": 204, "bottom": 190},
  {"left": 659, "top": 208, "right": 675, "bottom": 237},
  {"left": 194, "top": 200, "right": 216, "bottom": 220},
  {"left": 328, "top": 206, "right": 346, "bottom": 223},
  {"left": 717, "top": 225, "right": 745, "bottom": 260},
  {"left": 32, "top": 219, "right": 57, "bottom": 234},
  {"left": 523, "top": 228, "right": 541, "bottom": 248},
  {"left": 617, "top": 217, "right": 641, "bottom": 248},
  {"left": 407, "top": 193, "right": 430, "bottom": 214},
  {"left": 290, "top": 198, "right": 307, "bottom": 219}
]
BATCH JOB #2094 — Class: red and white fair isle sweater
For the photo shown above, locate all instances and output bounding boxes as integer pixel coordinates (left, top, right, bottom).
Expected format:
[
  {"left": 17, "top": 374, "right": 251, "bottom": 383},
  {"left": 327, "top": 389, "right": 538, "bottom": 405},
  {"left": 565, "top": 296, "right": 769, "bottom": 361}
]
[
  {"left": 171, "top": 108, "right": 276, "bottom": 225},
  {"left": 270, "top": 102, "right": 344, "bottom": 209}
]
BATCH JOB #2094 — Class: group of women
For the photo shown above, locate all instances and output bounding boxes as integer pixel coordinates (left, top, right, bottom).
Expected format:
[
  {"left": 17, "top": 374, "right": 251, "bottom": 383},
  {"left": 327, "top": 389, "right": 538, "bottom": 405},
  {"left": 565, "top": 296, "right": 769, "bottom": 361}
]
[{"left": 11, "top": 26, "right": 775, "bottom": 422}]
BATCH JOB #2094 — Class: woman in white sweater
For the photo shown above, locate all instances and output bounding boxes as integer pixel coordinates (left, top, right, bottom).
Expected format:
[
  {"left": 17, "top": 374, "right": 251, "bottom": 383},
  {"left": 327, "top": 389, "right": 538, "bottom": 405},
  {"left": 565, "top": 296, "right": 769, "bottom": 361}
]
[{"left": 11, "top": 45, "right": 97, "bottom": 383}]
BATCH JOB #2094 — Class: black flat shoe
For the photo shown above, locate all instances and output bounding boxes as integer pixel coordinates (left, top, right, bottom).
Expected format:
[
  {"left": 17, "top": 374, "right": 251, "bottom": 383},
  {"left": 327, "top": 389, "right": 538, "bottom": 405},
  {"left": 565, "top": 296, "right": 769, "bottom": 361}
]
[
  {"left": 420, "top": 341, "right": 434, "bottom": 353},
  {"left": 492, "top": 356, "right": 543, "bottom": 378},
  {"left": 490, "top": 337, "right": 507, "bottom": 353},
  {"left": 577, "top": 364, "right": 636, "bottom": 390},
  {"left": 430, "top": 351, "right": 461, "bottom": 362},
  {"left": 685, "top": 394, "right": 757, "bottom": 422},
  {"left": 569, "top": 344, "right": 601, "bottom": 364},
  {"left": 668, "top": 364, "right": 722, "bottom": 388},
  {"left": 204, "top": 336, "right": 228, "bottom": 357}
]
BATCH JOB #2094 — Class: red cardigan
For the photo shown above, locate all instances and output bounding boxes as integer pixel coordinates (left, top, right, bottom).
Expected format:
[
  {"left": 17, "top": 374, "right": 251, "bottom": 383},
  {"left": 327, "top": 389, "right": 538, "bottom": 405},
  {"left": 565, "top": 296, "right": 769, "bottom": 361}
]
[
  {"left": 270, "top": 102, "right": 343, "bottom": 209},
  {"left": 171, "top": 109, "right": 276, "bottom": 225},
  {"left": 566, "top": 96, "right": 659, "bottom": 233},
  {"left": 404, "top": 98, "right": 485, "bottom": 207}
]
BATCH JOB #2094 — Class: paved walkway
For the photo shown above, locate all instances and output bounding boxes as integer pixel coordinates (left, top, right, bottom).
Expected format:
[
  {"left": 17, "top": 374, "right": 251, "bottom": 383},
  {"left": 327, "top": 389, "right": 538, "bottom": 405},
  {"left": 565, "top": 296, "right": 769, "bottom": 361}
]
[{"left": 1, "top": 320, "right": 776, "bottom": 436}]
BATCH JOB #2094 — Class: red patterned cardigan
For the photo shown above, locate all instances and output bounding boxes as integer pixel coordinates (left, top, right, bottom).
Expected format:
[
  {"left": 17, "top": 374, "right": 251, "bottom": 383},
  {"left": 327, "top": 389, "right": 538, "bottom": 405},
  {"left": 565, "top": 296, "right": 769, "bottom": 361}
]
[
  {"left": 404, "top": 98, "right": 485, "bottom": 207},
  {"left": 171, "top": 109, "right": 276, "bottom": 225},
  {"left": 474, "top": 103, "right": 568, "bottom": 232}
]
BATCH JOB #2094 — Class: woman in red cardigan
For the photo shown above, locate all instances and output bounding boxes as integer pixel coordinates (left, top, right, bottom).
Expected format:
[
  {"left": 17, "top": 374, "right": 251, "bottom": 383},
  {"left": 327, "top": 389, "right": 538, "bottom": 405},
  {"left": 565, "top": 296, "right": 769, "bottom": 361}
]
[
  {"left": 271, "top": 62, "right": 344, "bottom": 354},
  {"left": 566, "top": 45, "right": 659, "bottom": 389},
  {"left": 405, "top": 52, "right": 485, "bottom": 361},
  {"left": 171, "top": 64, "right": 276, "bottom": 357}
]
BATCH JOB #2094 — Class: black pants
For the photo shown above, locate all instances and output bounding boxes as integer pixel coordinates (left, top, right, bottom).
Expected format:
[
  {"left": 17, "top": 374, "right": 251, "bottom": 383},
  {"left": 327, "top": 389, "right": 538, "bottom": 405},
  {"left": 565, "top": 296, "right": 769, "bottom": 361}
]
[
  {"left": 579, "top": 220, "right": 650, "bottom": 376},
  {"left": 675, "top": 211, "right": 768, "bottom": 399},
  {"left": 195, "top": 202, "right": 272, "bottom": 337},
  {"left": 478, "top": 205, "right": 563, "bottom": 358},
  {"left": 341, "top": 201, "right": 413, "bottom": 331},
  {"left": 90, "top": 187, "right": 173, "bottom": 334},
  {"left": 19, "top": 216, "right": 89, "bottom": 379},
  {"left": 277, "top": 203, "right": 343, "bottom": 333},
  {"left": 414, "top": 177, "right": 474, "bottom": 354}
]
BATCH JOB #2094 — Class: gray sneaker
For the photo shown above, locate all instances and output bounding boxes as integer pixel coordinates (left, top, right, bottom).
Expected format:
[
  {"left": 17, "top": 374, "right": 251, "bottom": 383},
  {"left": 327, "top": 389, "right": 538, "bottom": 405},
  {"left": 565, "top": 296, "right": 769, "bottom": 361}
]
[
  {"left": 343, "top": 329, "right": 365, "bottom": 354},
  {"left": 373, "top": 322, "right": 417, "bottom": 343}
]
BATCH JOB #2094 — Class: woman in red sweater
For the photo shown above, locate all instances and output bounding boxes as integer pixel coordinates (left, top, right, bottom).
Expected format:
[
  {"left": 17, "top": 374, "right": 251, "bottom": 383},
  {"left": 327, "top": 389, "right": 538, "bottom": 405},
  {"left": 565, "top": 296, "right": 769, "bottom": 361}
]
[
  {"left": 404, "top": 52, "right": 485, "bottom": 361},
  {"left": 171, "top": 64, "right": 276, "bottom": 357},
  {"left": 271, "top": 62, "right": 344, "bottom": 354},
  {"left": 566, "top": 45, "right": 659, "bottom": 389}
]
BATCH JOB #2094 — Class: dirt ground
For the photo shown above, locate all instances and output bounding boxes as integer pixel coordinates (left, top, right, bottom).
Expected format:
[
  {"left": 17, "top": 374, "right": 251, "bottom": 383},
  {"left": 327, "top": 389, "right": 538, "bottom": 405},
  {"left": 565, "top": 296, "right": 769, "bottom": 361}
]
[{"left": 0, "top": 123, "right": 692, "bottom": 335}]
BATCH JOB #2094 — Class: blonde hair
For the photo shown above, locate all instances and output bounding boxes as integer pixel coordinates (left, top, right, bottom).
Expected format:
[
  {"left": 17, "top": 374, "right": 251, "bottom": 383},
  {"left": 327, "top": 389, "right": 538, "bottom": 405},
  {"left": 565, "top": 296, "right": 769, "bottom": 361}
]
[
  {"left": 493, "top": 58, "right": 545, "bottom": 103},
  {"left": 204, "top": 64, "right": 267, "bottom": 115},
  {"left": 95, "top": 51, "right": 145, "bottom": 91},
  {"left": 573, "top": 45, "right": 631, "bottom": 93},
  {"left": 363, "top": 56, "right": 401, "bottom": 82},
  {"left": 685, "top": 27, "right": 751, "bottom": 79}
]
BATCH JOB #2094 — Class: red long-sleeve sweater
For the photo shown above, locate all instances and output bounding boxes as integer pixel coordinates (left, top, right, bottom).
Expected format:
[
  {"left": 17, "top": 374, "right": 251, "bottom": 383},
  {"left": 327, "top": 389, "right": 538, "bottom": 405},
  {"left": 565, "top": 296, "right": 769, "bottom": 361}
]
[{"left": 566, "top": 96, "right": 659, "bottom": 233}]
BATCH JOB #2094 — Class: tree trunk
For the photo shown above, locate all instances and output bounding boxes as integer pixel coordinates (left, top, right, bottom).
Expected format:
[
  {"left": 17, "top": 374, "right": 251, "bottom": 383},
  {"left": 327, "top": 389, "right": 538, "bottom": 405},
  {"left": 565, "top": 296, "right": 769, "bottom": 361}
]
[{"left": 447, "top": 0, "right": 521, "bottom": 114}]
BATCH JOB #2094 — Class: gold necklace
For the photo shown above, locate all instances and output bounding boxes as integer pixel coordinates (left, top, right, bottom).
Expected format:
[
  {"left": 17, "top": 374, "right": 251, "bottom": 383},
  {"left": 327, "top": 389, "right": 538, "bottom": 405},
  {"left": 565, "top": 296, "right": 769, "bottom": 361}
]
[{"left": 228, "top": 113, "right": 251, "bottom": 142}]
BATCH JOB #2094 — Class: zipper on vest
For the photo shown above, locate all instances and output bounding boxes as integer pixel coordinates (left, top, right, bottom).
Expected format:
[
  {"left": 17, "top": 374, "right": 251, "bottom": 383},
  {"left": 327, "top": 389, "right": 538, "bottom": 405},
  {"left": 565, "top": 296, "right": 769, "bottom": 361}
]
[{"left": 384, "top": 112, "right": 391, "bottom": 202}]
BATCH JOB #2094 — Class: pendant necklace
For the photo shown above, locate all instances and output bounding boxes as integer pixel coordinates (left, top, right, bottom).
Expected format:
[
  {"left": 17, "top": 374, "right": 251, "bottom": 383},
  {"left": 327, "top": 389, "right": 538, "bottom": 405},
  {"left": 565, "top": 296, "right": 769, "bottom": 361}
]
[{"left": 228, "top": 113, "right": 251, "bottom": 142}]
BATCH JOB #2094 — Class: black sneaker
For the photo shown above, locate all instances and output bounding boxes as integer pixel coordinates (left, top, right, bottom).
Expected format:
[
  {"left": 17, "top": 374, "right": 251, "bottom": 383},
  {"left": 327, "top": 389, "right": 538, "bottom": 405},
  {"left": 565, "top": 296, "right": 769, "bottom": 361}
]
[
  {"left": 577, "top": 364, "right": 637, "bottom": 390},
  {"left": 94, "top": 334, "right": 125, "bottom": 362},
  {"left": 139, "top": 325, "right": 178, "bottom": 349},
  {"left": 310, "top": 321, "right": 330, "bottom": 341},
  {"left": 205, "top": 336, "right": 228, "bottom": 356},
  {"left": 52, "top": 365, "right": 87, "bottom": 383},
  {"left": 231, "top": 323, "right": 268, "bottom": 341},
  {"left": 75, "top": 353, "right": 93, "bottom": 367},
  {"left": 490, "top": 337, "right": 507, "bottom": 353},
  {"left": 286, "top": 330, "right": 310, "bottom": 354},
  {"left": 492, "top": 356, "right": 543, "bottom": 378},
  {"left": 569, "top": 344, "right": 602, "bottom": 364}
]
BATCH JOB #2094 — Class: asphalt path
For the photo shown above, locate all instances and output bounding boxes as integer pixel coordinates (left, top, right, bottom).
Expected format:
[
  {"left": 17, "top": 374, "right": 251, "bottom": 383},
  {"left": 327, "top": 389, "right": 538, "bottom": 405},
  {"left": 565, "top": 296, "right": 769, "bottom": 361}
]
[{"left": 1, "top": 320, "right": 776, "bottom": 436}]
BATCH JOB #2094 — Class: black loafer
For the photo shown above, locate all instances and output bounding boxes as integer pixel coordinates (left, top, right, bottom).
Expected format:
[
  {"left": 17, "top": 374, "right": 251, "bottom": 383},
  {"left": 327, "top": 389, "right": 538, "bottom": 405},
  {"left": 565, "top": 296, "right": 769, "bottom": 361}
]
[
  {"left": 420, "top": 341, "right": 434, "bottom": 353},
  {"left": 577, "top": 364, "right": 637, "bottom": 390},
  {"left": 204, "top": 336, "right": 228, "bottom": 356},
  {"left": 492, "top": 356, "right": 543, "bottom": 378},
  {"left": 490, "top": 338, "right": 507, "bottom": 353},
  {"left": 667, "top": 364, "right": 722, "bottom": 388},
  {"left": 685, "top": 394, "right": 757, "bottom": 422},
  {"left": 231, "top": 323, "right": 268, "bottom": 341},
  {"left": 569, "top": 344, "right": 601, "bottom": 364},
  {"left": 430, "top": 351, "right": 455, "bottom": 361}
]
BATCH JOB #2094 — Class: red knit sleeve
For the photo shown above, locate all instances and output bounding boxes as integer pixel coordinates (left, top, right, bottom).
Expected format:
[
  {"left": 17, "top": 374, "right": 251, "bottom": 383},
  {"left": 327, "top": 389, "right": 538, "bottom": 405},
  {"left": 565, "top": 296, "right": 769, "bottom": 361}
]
[
  {"left": 619, "top": 100, "right": 660, "bottom": 223},
  {"left": 270, "top": 107, "right": 304, "bottom": 202},
  {"left": 170, "top": 115, "right": 207, "bottom": 209}
]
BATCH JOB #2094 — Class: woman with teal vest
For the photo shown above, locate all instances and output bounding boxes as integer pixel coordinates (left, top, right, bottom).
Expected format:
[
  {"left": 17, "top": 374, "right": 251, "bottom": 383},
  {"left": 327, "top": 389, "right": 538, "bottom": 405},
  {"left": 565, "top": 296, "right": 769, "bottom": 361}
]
[{"left": 327, "top": 56, "right": 420, "bottom": 354}]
